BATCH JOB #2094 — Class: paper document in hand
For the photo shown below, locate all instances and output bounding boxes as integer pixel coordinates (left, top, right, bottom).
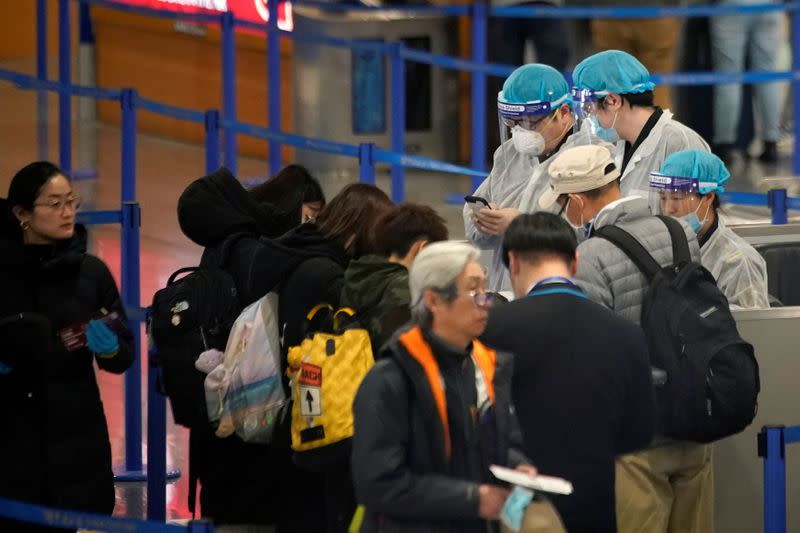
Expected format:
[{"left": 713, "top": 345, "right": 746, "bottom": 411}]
[{"left": 490, "top": 465, "right": 574, "bottom": 495}]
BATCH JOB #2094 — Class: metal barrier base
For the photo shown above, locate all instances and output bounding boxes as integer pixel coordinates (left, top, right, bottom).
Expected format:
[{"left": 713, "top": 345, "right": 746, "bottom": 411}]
[{"left": 114, "top": 466, "right": 182, "bottom": 483}]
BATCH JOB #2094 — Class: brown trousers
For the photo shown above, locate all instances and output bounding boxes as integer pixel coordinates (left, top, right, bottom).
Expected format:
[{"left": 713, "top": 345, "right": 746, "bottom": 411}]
[
  {"left": 590, "top": 18, "right": 681, "bottom": 110},
  {"left": 615, "top": 442, "right": 714, "bottom": 533}
]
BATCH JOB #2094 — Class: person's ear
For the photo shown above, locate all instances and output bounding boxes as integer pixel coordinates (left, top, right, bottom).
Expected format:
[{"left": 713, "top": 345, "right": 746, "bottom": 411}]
[
  {"left": 423, "top": 289, "right": 443, "bottom": 315},
  {"left": 12, "top": 206, "right": 30, "bottom": 226},
  {"left": 570, "top": 251, "right": 579, "bottom": 277},
  {"left": 511, "top": 251, "right": 525, "bottom": 278},
  {"left": 606, "top": 93, "right": 622, "bottom": 110}
]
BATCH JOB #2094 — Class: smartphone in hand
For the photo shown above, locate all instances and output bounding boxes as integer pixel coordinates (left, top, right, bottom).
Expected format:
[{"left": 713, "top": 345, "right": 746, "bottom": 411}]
[{"left": 465, "top": 195, "right": 492, "bottom": 213}]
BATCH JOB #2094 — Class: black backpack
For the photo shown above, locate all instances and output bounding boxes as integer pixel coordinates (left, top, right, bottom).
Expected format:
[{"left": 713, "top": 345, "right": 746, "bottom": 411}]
[
  {"left": 595, "top": 215, "right": 760, "bottom": 443},
  {"left": 150, "top": 265, "right": 242, "bottom": 429}
]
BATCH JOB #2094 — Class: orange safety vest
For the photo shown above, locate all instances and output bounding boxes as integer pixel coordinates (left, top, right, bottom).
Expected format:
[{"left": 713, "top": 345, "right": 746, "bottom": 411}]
[{"left": 398, "top": 325, "right": 496, "bottom": 459}]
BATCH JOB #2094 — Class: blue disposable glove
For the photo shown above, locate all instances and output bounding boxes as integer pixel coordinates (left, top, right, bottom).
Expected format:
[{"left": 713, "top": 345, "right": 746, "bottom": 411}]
[{"left": 86, "top": 319, "right": 119, "bottom": 356}]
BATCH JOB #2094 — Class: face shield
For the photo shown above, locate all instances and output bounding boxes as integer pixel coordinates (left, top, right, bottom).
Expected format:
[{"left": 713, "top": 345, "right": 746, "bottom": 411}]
[
  {"left": 649, "top": 172, "right": 704, "bottom": 217},
  {"left": 497, "top": 93, "right": 568, "bottom": 156},
  {"left": 570, "top": 87, "right": 619, "bottom": 145}
]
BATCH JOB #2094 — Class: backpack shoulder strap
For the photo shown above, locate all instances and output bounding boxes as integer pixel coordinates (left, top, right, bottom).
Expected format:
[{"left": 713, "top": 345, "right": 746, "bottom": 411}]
[
  {"left": 594, "top": 224, "right": 662, "bottom": 280},
  {"left": 656, "top": 215, "right": 692, "bottom": 266}
]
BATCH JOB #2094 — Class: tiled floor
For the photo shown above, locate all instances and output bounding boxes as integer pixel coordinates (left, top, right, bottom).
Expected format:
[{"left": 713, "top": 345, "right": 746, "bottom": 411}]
[{"left": 1, "top": 59, "right": 798, "bottom": 522}]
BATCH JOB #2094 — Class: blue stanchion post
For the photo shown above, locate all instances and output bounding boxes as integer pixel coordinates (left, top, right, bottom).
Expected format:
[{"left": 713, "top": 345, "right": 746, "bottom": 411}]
[
  {"left": 268, "top": 0, "right": 282, "bottom": 175},
  {"left": 768, "top": 188, "right": 788, "bottom": 224},
  {"left": 146, "top": 346, "right": 167, "bottom": 521},
  {"left": 470, "top": 0, "right": 488, "bottom": 191},
  {"left": 359, "top": 143, "right": 376, "bottom": 184},
  {"left": 761, "top": 426, "right": 787, "bottom": 533},
  {"left": 793, "top": 8, "right": 800, "bottom": 177},
  {"left": 120, "top": 89, "right": 143, "bottom": 476},
  {"left": 205, "top": 109, "right": 221, "bottom": 175},
  {"left": 390, "top": 42, "right": 406, "bottom": 202},
  {"left": 58, "top": 0, "right": 71, "bottom": 173},
  {"left": 221, "top": 11, "right": 237, "bottom": 176},
  {"left": 36, "top": 0, "right": 48, "bottom": 160}
]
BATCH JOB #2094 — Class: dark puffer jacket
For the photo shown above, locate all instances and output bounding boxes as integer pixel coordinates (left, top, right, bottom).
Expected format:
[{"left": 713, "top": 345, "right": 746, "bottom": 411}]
[{"left": 0, "top": 217, "right": 134, "bottom": 531}]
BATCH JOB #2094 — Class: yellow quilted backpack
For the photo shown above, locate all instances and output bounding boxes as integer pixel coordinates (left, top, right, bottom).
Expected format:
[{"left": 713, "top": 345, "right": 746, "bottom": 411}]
[{"left": 286, "top": 304, "right": 374, "bottom": 470}]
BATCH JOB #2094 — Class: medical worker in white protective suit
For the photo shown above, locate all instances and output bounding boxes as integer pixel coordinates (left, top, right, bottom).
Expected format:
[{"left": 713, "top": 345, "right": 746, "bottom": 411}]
[
  {"left": 571, "top": 50, "right": 710, "bottom": 200},
  {"left": 651, "top": 150, "right": 770, "bottom": 309},
  {"left": 464, "top": 63, "right": 578, "bottom": 292}
]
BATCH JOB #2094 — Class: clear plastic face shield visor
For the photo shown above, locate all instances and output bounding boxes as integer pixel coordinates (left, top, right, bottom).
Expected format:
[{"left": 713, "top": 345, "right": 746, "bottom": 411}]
[
  {"left": 497, "top": 92, "right": 570, "bottom": 146},
  {"left": 649, "top": 173, "right": 706, "bottom": 217},
  {"left": 570, "top": 87, "right": 609, "bottom": 143}
]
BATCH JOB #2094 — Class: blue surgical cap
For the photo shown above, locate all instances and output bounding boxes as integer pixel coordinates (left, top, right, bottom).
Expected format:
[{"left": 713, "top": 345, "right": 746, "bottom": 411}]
[
  {"left": 660, "top": 150, "right": 730, "bottom": 194},
  {"left": 573, "top": 50, "right": 656, "bottom": 96},
  {"left": 499, "top": 64, "right": 570, "bottom": 106}
]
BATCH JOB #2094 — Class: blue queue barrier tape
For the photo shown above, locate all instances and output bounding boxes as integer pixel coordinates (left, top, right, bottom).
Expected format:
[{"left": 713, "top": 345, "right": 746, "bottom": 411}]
[
  {"left": 125, "top": 305, "right": 150, "bottom": 324},
  {"left": 359, "top": 143, "right": 376, "bottom": 185},
  {"left": 400, "top": 47, "right": 515, "bottom": 78},
  {"left": 268, "top": 0, "right": 282, "bottom": 176},
  {"left": 220, "top": 118, "right": 361, "bottom": 157},
  {"left": 491, "top": 2, "right": 797, "bottom": 19},
  {"left": 651, "top": 70, "right": 797, "bottom": 87},
  {"left": 236, "top": 19, "right": 392, "bottom": 53},
  {"left": 36, "top": 0, "right": 48, "bottom": 160},
  {"left": 290, "top": 0, "right": 470, "bottom": 16},
  {"left": 0, "top": 68, "right": 121, "bottom": 99},
  {"left": 390, "top": 43, "right": 406, "bottom": 202},
  {"left": 76, "top": 209, "right": 123, "bottom": 225},
  {"left": 77, "top": 0, "right": 220, "bottom": 24},
  {"left": 138, "top": 97, "right": 206, "bottom": 124},
  {"left": 784, "top": 425, "right": 800, "bottom": 444},
  {"left": 72, "top": 168, "right": 99, "bottom": 181},
  {"left": 58, "top": 0, "right": 72, "bottom": 173},
  {"left": 373, "top": 146, "right": 487, "bottom": 178},
  {"left": 761, "top": 426, "right": 787, "bottom": 533},
  {"left": 221, "top": 11, "right": 238, "bottom": 176},
  {"left": 471, "top": 1, "right": 488, "bottom": 186},
  {"left": 205, "top": 110, "right": 221, "bottom": 175},
  {"left": 0, "top": 497, "right": 191, "bottom": 533}
]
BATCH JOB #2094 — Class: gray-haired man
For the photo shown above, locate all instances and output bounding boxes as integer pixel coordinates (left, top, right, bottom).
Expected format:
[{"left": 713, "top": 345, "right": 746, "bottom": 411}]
[{"left": 351, "top": 241, "right": 531, "bottom": 533}]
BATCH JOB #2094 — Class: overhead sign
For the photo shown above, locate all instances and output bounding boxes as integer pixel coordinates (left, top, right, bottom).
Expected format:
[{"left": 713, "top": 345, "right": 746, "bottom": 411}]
[{"left": 115, "top": 0, "right": 294, "bottom": 31}]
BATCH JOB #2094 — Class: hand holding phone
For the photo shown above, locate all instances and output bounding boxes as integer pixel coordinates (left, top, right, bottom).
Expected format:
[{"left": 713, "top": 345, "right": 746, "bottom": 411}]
[{"left": 465, "top": 195, "right": 491, "bottom": 213}]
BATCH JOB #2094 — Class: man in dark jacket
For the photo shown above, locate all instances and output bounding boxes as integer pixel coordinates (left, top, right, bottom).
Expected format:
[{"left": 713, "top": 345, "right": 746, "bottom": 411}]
[
  {"left": 340, "top": 203, "right": 448, "bottom": 352},
  {"left": 352, "top": 241, "right": 531, "bottom": 533},
  {"left": 539, "top": 145, "right": 710, "bottom": 533},
  {"left": 480, "top": 213, "right": 655, "bottom": 533}
]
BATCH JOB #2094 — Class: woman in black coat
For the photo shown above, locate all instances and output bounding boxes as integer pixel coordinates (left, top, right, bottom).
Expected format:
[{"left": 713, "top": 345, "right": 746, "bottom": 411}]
[{"left": 0, "top": 162, "right": 134, "bottom": 532}]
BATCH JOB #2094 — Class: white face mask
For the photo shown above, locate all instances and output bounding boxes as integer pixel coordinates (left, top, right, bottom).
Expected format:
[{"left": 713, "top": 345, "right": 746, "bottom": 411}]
[{"left": 511, "top": 125, "right": 546, "bottom": 156}]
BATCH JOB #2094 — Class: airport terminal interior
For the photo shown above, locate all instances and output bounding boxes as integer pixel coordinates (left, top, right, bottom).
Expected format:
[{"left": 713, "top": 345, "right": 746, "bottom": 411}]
[{"left": 1, "top": 1, "right": 800, "bottom": 532}]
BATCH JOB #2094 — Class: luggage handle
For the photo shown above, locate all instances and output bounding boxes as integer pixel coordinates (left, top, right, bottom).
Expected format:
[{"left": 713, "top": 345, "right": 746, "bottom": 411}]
[
  {"left": 167, "top": 266, "right": 201, "bottom": 286},
  {"left": 306, "top": 303, "right": 334, "bottom": 322}
]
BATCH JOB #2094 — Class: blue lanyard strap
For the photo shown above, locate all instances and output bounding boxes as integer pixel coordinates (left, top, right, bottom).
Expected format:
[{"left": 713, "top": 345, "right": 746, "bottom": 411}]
[{"left": 527, "top": 278, "right": 588, "bottom": 300}]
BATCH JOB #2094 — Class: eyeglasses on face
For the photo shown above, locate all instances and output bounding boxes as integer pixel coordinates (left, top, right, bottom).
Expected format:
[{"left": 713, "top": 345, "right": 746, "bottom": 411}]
[{"left": 34, "top": 195, "right": 81, "bottom": 213}]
